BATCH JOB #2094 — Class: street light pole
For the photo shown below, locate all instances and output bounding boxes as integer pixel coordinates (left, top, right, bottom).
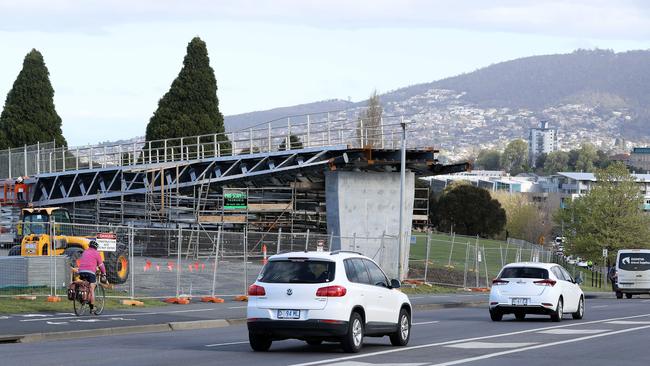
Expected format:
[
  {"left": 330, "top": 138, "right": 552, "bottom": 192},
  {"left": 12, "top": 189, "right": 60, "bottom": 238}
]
[{"left": 398, "top": 118, "right": 406, "bottom": 280}]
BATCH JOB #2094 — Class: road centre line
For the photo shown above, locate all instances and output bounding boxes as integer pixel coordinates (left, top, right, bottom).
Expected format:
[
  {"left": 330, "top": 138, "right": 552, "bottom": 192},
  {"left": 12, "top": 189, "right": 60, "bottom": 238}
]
[
  {"left": 427, "top": 324, "right": 650, "bottom": 366},
  {"left": 205, "top": 341, "right": 249, "bottom": 347},
  {"left": 288, "top": 313, "right": 650, "bottom": 366},
  {"left": 20, "top": 308, "right": 218, "bottom": 322},
  {"left": 413, "top": 321, "right": 440, "bottom": 326},
  {"left": 591, "top": 305, "right": 608, "bottom": 308}
]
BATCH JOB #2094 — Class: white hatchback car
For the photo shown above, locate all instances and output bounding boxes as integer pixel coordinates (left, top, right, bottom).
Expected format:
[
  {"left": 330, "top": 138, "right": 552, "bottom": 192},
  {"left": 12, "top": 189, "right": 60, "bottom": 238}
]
[
  {"left": 489, "top": 262, "right": 584, "bottom": 322},
  {"left": 247, "top": 251, "right": 412, "bottom": 353}
]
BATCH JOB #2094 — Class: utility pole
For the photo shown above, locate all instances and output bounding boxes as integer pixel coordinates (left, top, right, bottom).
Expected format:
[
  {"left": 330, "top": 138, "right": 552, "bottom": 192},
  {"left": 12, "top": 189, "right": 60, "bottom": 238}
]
[{"left": 398, "top": 119, "right": 406, "bottom": 280}]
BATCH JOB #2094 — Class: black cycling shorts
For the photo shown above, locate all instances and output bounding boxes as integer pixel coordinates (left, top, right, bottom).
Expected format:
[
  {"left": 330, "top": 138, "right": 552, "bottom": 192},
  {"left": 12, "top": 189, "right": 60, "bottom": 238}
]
[{"left": 79, "top": 272, "right": 96, "bottom": 284}]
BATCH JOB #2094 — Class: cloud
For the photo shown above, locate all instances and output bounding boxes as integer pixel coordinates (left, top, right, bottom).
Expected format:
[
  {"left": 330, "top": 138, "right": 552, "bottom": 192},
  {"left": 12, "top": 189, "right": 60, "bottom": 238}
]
[{"left": 1, "top": 0, "right": 649, "bottom": 40}]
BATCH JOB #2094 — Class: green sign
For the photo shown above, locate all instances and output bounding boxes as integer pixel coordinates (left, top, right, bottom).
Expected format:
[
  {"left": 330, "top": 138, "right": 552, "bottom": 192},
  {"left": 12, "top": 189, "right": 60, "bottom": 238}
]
[{"left": 224, "top": 192, "right": 247, "bottom": 209}]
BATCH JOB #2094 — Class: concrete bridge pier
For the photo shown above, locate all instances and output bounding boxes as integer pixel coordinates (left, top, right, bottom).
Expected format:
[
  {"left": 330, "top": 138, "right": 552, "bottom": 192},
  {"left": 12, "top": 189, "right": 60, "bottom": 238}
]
[{"left": 325, "top": 170, "right": 415, "bottom": 280}]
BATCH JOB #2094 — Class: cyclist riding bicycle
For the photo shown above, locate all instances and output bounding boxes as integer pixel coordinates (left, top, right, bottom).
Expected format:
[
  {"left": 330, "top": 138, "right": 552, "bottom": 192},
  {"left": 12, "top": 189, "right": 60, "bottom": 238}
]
[{"left": 77, "top": 240, "right": 107, "bottom": 315}]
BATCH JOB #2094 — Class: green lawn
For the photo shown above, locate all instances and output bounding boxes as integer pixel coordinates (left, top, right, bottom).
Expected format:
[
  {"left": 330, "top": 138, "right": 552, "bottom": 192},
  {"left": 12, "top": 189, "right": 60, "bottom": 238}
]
[{"left": 0, "top": 286, "right": 166, "bottom": 314}]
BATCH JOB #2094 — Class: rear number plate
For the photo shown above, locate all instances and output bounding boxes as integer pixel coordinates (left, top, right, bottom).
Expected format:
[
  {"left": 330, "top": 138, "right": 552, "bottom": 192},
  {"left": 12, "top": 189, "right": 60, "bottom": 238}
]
[
  {"left": 278, "top": 309, "right": 300, "bottom": 319},
  {"left": 511, "top": 298, "right": 528, "bottom": 306}
]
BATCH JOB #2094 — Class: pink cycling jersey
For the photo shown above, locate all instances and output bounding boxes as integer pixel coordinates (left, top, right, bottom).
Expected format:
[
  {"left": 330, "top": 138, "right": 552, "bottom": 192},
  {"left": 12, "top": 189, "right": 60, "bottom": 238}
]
[{"left": 78, "top": 247, "right": 106, "bottom": 275}]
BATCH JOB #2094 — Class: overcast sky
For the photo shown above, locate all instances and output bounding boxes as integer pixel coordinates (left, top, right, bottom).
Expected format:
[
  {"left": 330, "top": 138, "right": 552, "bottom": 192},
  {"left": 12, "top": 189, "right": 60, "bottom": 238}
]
[{"left": 1, "top": 0, "right": 650, "bottom": 146}]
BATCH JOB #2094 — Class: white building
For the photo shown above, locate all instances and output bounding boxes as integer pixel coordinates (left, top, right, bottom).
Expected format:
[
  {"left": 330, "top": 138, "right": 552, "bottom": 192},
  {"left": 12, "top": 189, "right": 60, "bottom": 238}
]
[{"left": 529, "top": 121, "right": 558, "bottom": 167}]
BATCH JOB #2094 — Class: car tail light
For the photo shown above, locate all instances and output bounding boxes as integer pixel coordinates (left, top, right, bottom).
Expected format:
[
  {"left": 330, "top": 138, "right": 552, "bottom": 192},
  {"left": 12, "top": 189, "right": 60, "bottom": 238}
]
[
  {"left": 316, "top": 285, "right": 347, "bottom": 297},
  {"left": 492, "top": 278, "right": 509, "bottom": 286},
  {"left": 533, "top": 279, "right": 557, "bottom": 287},
  {"left": 248, "top": 284, "right": 266, "bottom": 296}
]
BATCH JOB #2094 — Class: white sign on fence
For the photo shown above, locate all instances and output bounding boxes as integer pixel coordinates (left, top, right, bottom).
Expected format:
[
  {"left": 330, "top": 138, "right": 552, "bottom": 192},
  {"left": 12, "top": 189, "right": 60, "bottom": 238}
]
[
  {"left": 602, "top": 248, "right": 608, "bottom": 258},
  {"left": 96, "top": 232, "right": 117, "bottom": 252}
]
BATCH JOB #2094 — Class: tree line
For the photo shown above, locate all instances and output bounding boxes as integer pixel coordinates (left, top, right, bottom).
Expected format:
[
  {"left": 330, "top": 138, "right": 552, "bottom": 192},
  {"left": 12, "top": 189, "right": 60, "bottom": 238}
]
[{"left": 475, "top": 139, "right": 613, "bottom": 175}]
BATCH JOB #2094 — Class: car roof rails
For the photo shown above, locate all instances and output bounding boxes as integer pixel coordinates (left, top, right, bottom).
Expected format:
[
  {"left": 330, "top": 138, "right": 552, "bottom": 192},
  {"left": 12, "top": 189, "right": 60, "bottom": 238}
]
[{"left": 330, "top": 250, "right": 363, "bottom": 256}]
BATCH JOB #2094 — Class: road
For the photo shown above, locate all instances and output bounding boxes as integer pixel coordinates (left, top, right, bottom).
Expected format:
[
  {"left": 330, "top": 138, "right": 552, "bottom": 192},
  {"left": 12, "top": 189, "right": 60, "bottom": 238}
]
[{"left": 2, "top": 297, "right": 650, "bottom": 366}]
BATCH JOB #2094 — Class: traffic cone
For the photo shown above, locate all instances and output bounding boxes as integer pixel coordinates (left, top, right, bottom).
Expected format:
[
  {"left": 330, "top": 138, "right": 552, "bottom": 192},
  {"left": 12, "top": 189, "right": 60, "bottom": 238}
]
[{"left": 262, "top": 244, "right": 268, "bottom": 265}]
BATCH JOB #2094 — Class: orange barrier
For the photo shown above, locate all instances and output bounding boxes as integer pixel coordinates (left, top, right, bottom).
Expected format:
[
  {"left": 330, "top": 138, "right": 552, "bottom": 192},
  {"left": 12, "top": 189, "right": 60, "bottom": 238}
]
[
  {"left": 164, "top": 297, "right": 191, "bottom": 304},
  {"left": 234, "top": 295, "right": 248, "bottom": 302},
  {"left": 200, "top": 296, "right": 225, "bottom": 303},
  {"left": 46, "top": 296, "right": 62, "bottom": 302}
]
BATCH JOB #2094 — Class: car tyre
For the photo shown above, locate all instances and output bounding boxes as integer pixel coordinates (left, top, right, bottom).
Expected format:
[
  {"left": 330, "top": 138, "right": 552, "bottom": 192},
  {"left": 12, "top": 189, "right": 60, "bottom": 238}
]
[
  {"left": 572, "top": 296, "right": 584, "bottom": 320},
  {"left": 551, "top": 298, "right": 563, "bottom": 322},
  {"left": 626, "top": 293, "right": 633, "bottom": 299},
  {"left": 616, "top": 291, "right": 623, "bottom": 299},
  {"left": 249, "top": 332, "right": 272, "bottom": 352},
  {"left": 341, "top": 312, "right": 364, "bottom": 353},
  {"left": 390, "top": 308, "right": 411, "bottom": 346},
  {"left": 514, "top": 312, "right": 526, "bottom": 321},
  {"left": 489, "top": 309, "right": 503, "bottom": 321}
]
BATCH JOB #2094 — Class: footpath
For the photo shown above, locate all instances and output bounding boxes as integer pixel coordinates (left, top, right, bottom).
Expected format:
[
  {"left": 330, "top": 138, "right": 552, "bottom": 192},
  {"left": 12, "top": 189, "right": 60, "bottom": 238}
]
[{"left": 0, "top": 292, "right": 612, "bottom": 343}]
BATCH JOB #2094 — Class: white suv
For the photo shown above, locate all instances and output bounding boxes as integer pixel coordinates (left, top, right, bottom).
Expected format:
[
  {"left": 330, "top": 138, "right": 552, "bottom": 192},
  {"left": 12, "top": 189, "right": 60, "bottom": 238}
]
[{"left": 246, "top": 251, "right": 412, "bottom": 353}]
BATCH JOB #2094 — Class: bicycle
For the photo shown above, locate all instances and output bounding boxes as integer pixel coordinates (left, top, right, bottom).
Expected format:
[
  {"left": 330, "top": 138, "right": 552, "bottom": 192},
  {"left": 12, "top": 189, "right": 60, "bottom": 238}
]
[{"left": 69, "top": 269, "right": 107, "bottom": 316}]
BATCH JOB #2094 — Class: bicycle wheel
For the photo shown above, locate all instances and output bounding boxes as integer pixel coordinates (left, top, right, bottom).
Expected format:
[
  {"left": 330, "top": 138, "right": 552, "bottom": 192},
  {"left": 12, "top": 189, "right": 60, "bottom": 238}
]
[
  {"left": 94, "top": 284, "right": 106, "bottom": 315},
  {"left": 73, "top": 289, "right": 88, "bottom": 316}
]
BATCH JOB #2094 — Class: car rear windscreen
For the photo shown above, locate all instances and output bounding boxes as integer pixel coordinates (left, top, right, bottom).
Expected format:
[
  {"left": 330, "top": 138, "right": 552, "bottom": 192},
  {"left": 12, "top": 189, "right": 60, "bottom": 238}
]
[
  {"left": 618, "top": 253, "right": 650, "bottom": 271},
  {"left": 258, "top": 260, "right": 335, "bottom": 283},
  {"left": 499, "top": 267, "right": 549, "bottom": 279}
]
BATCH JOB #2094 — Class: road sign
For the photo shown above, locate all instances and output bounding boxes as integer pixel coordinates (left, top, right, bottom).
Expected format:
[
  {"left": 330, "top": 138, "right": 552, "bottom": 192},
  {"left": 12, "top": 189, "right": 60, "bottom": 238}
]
[
  {"left": 96, "top": 232, "right": 117, "bottom": 252},
  {"left": 602, "top": 248, "right": 608, "bottom": 258}
]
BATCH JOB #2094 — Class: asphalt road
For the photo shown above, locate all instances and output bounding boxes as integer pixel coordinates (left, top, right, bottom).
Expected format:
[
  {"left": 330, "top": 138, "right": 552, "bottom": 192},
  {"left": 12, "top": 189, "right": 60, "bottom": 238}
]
[
  {"left": 2, "top": 296, "right": 650, "bottom": 366},
  {"left": 0, "top": 293, "right": 489, "bottom": 336}
]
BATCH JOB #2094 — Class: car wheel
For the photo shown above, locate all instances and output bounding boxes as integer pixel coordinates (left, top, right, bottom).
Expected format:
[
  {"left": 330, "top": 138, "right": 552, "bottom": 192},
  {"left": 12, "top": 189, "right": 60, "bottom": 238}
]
[
  {"left": 515, "top": 312, "right": 526, "bottom": 321},
  {"left": 616, "top": 291, "right": 623, "bottom": 299},
  {"left": 489, "top": 309, "right": 503, "bottom": 321},
  {"left": 306, "top": 340, "right": 323, "bottom": 346},
  {"left": 390, "top": 308, "right": 411, "bottom": 346},
  {"left": 551, "top": 298, "right": 563, "bottom": 322},
  {"left": 626, "top": 293, "right": 633, "bottom": 299},
  {"left": 341, "top": 312, "right": 364, "bottom": 353},
  {"left": 249, "top": 332, "right": 272, "bottom": 352},
  {"left": 572, "top": 296, "right": 584, "bottom": 320}
]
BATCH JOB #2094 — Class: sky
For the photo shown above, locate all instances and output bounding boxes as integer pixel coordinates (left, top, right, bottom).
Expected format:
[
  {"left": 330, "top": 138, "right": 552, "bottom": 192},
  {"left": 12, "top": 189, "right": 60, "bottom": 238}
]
[{"left": 1, "top": 0, "right": 650, "bottom": 146}]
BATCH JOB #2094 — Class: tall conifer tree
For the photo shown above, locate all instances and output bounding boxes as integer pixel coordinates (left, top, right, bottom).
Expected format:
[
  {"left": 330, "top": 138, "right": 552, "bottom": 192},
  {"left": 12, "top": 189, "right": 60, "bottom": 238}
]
[
  {"left": 146, "top": 37, "right": 229, "bottom": 152},
  {"left": 0, "top": 49, "right": 67, "bottom": 149}
]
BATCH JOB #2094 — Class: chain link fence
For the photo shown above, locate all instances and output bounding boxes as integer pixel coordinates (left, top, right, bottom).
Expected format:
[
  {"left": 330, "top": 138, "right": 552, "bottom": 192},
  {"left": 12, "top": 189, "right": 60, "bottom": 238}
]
[
  {"left": 407, "top": 232, "right": 553, "bottom": 288},
  {"left": 0, "top": 222, "right": 400, "bottom": 299}
]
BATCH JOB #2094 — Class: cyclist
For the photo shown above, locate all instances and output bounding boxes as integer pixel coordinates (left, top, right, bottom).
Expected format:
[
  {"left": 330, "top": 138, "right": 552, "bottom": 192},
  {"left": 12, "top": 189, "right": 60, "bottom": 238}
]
[{"left": 78, "top": 240, "right": 107, "bottom": 314}]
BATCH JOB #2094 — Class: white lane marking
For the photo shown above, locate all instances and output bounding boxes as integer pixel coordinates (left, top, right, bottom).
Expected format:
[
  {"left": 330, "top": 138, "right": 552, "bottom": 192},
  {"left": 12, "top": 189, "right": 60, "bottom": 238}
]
[
  {"left": 591, "top": 305, "right": 609, "bottom": 309},
  {"left": 21, "top": 308, "right": 217, "bottom": 322},
  {"left": 55, "top": 313, "right": 75, "bottom": 315},
  {"left": 71, "top": 319, "right": 105, "bottom": 323},
  {"left": 228, "top": 306, "right": 247, "bottom": 309},
  {"left": 21, "top": 314, "right": 49, "bottom": 317},
  {"left": 642, "top": 300, "right": 650, "bottom": 303},
  {"left": 288, "top": 313, "right": 650, "bottom": 366},
  {"left": 607, "top": 320, "right": 650, "bottom": 325},
  {"left": 205, "top": 341, "right": 250, "bottom": 347},
  {"left": 109, "top": 317, "right": 136, "bottom": 321},
  {"left": 322, "top": 363, "right": 427, "bottom": 366},
  {"left": 0, "top": 316, "right": 10, "bottom": 320},
  {"left": 427, "top": 325, "right": 650, "bottom": 366},
  {"left": 447, "top": 342, "right": 536, "bottom": 349},
  {"left": 46, "top": 321, "right": 68, "bottom": 325},
  {"left": 537, "top": 329, "right": 610, "bottom": 335},
  {"left": 413, "top": 321, "right": 440, "bottom": 326}
]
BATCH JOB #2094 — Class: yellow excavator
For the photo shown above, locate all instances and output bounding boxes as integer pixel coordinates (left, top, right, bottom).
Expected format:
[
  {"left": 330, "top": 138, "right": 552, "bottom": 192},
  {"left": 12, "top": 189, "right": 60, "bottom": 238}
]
[{"left": 8, "top": 207, "right": 129, "bottom": 284}]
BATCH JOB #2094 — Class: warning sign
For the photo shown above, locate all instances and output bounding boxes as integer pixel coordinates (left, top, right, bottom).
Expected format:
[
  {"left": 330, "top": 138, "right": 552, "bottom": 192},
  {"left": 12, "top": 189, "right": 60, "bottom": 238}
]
[{"left": 96, "top": 232, "right": 117, "bottom": 252}]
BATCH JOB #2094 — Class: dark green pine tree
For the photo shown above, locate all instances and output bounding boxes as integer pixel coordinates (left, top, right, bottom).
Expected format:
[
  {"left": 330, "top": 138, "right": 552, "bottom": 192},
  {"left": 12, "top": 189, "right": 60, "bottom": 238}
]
[
  {"left": 0, "top": 49, "right": 67, "bottom": 149},
  {"left": 146, "top": 37, "right": 230, "bottom": 154}
]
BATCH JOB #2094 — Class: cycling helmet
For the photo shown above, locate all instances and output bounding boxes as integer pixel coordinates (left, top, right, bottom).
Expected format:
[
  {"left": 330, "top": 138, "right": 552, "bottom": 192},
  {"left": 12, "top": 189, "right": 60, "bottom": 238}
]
[{"left": 88, "top": 240, "right": 99, "bottom": 249}]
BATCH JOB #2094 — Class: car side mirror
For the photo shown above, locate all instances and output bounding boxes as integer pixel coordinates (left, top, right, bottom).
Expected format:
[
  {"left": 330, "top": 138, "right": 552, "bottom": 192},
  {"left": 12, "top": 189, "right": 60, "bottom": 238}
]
[
  {"left": 390, "top": 279, "right": 401, "bottom": 289},
  {"left": 575, "top": 277, "right": 583, "bottom": 285}
]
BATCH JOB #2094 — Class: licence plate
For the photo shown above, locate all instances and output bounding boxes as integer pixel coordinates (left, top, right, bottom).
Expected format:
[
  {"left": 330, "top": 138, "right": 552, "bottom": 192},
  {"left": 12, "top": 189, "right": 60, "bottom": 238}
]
[
  {"left": 277, "top": 309, "right": 300, "bottom": 319},
  {"left": 511, "top": 298, "right": 528, "bottom": 306}
]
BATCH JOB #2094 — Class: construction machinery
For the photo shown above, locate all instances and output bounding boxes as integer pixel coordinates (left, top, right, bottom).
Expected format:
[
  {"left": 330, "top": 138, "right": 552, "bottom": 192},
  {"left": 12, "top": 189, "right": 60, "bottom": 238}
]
[{"left": 7, "top": 207, "right": 129, "bottom": 284}]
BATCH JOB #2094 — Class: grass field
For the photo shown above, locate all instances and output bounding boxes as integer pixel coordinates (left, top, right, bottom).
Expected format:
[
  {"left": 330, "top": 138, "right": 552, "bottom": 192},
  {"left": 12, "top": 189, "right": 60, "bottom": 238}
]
[{"left": 0, "top": 286, "right": 166, "bottom": 313}]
